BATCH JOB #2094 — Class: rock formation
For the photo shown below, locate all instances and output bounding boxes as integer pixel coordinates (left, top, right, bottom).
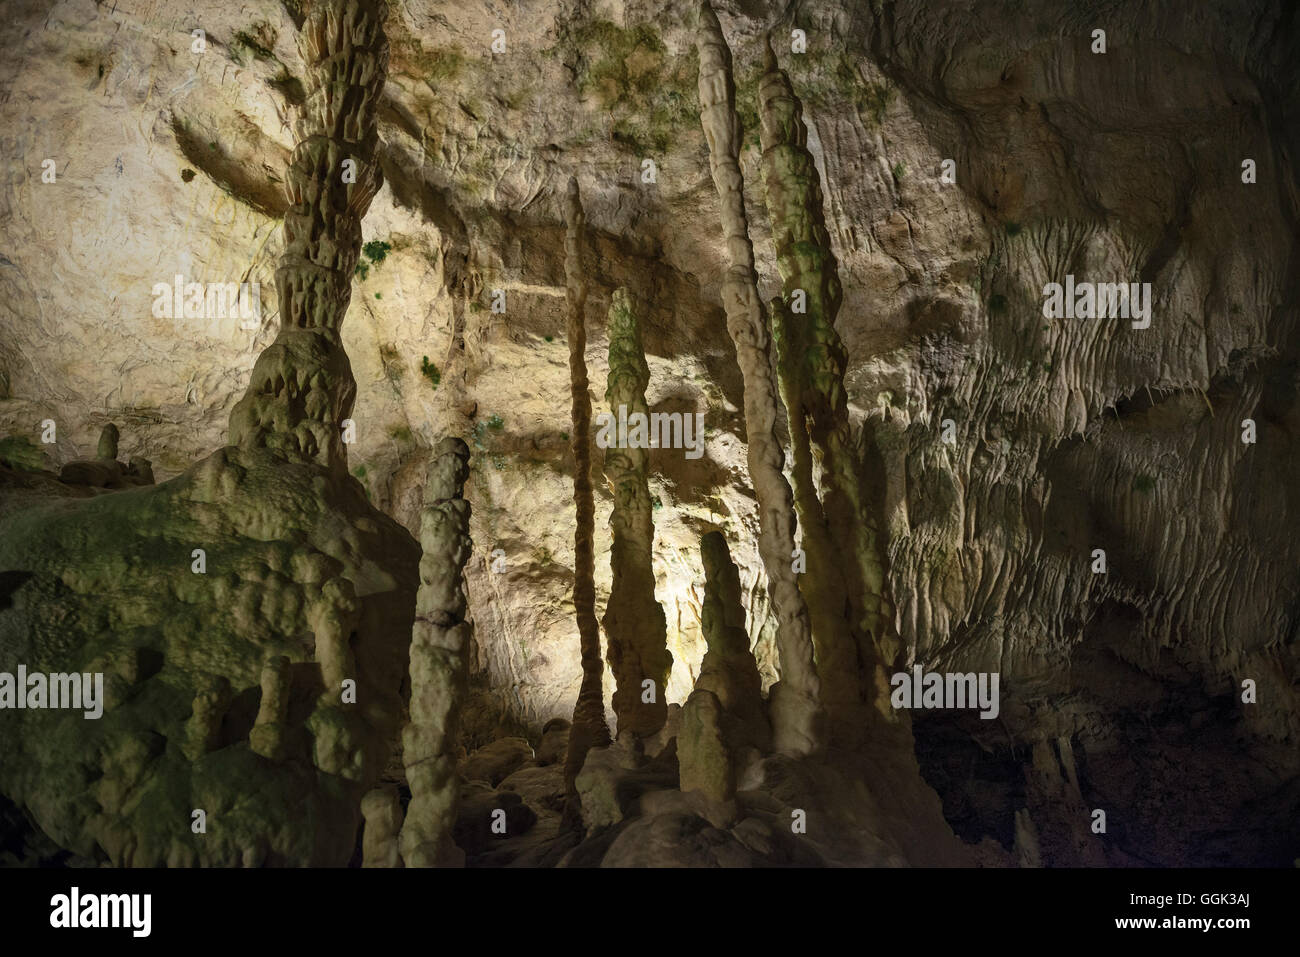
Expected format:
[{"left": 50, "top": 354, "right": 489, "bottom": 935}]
[
  {"left": 561, "top": 177, "right": 611, "bottom": 802},
  {"left": 57, "top": 423, "right": 154, "bottom": 489},
  {"left": 361, "top": 785, "right": 403, "bottom": 868},
  {"left": 0, "top": 0, "right": 1296, "bottom": 869},
  {"left": 693, "top": 531, "right": 771, "bottom": 753},
  {"left": 226, "top": 0, "right": 389, "bottom": 473},
  {"left": 757, "top": 36, "right": 898, "bottom": 740},
  {"left": 601, "top": 287, "right": 671, "bottom": 742},
  {"left": 679, "top": 531, "right": 770, "bottom": 820},
  {"left": 696, "top": 0, "right": 821, "bottom": 757},
  {"left": 0, "top": 0, "right": 417, "bottom": 866},
  {"left": 401, "top": 437, "right": 474, "bottom": 867}
]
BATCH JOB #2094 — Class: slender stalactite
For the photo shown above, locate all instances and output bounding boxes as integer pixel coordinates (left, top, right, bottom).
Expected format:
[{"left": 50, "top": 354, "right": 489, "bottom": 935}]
[
  {"left": 563, "top": 177, "right": 612, "bottom": 802},
  {"left": 602, "top": 288, "right": 671, "bottom": 742},
  {"left": 227, "top": 0, "right": 388, "bottom": 471},
  {"left": 400, "top": 437, "right": 474, "bottom": 868},
  {"left": 696, "top": 1, "right": 821, "bottom": 755},
  {"left": 758, "top": 36, "right": 897, "bottom": 725}
]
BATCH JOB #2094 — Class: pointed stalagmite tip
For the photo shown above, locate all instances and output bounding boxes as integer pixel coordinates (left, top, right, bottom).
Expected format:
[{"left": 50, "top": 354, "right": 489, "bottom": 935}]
[
  {"left": 763, "top": 31, "right": 777, "bottom": 72},
  {"left": 567, "top": 175, "right": 579, "bottom": 200},
  {"left": 699, "top": 1, "right": 719, "bottom": 29}
]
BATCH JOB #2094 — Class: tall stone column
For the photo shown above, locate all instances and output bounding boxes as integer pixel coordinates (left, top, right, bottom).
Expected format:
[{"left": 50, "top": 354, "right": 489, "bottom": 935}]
[
  {"left": 400, "top": 437, "right": 474, "bottom": 868},
  {"left": 562, "top": 177, "right": 612, "bottom": 803},
  {"left": 696, "top": 1, "right": 821, "bottom": 755},
  {"left": 227, "top": 0, "right": 388, "bottom": 472},
  {"left": 758, "top": 35, "right": 896, "bottom": 733},
  {"left": 602, "top": 288, "right": 671, "bottom": 741}
]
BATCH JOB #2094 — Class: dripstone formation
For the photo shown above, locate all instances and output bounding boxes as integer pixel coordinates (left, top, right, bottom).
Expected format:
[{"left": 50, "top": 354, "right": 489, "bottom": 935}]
[
  {"left": 601, "top": 288, "right": 672, "bottom": 743},
  {"left": 0, "top": 0, "right": 417, "bottom": 866},
  {"left": 561, "top": 177, "right": 611, "bottom": 805},
  {"left": 400, "top": 437, "right": 474, "bottom": 867},
  {"left": 696, "top": 0, "right": 822, "bottom": 758},
  {"left": 1, "top": 0, "right": 1296, "bottom": 869},
  {"left": 758, "top": 34, "right": 898, "bottom": 743}
]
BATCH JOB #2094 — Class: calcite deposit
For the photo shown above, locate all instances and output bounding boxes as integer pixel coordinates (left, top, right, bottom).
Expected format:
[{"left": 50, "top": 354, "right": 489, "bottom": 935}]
[{"left": 0, "top": 0, "right": 1297, "bottom": 868}]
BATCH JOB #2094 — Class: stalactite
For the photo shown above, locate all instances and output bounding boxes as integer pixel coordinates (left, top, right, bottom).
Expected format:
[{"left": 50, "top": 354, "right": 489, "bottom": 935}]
[
  {"left": 227, "top": 0, "right": 388, "bottom": 471},
  {"left": 696, "top": 1, "right": 821, "bottom": 755},
  {"left": 563, "top": 177, "right": 612, "bottom": 805},
  {"left": 758, "top": 35, "right": 899, "bottom": 726},
  {"left": 400, "top": 437, "right": 473, "bottom": 868},
  {"left": 601, "top": 287, "right": 671, "bottom": 742}
]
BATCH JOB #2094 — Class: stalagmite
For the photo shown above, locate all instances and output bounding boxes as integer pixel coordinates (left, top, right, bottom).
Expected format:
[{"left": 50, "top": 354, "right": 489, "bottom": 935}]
[
  {"left": 680, "top": 531, "right": 771, "bottom": 821},
  {"left": 182, "top": 675, "right": 230, "bottom": 761},
  {"left": 401, "top": 437, "right": 473, "bottom": 868},
  {"left": 58, "top": 422, "right": 151, "bottom": 488},
  {"left": 696, "top": 1, "right": 820, "bottom": 755},
  {"left": 361, "top": 786, "right": 403, "bottom": 868},
  {"left": 601, "top": 287, "right": 671, "bottom": 741},
  {"left": 679, "top": 690, "right": 733, "bottom": 818},
  {"left": 97, "top": 424, "right": 119, "bottom": 460},
  {"left": 757, "top": 35, "right": 899, "bottom": 732},
  {"left": 249, "top": 655, "right": 290, "bottom": 761},
  {"left": 562, "top": 177, "right": 612, "bottom": 803},
  {"left": 227, "top": 0, "right": 389, "bottom": 471},
  {"left": 695, "top": 531, "right": 770, "bottom": 751}
]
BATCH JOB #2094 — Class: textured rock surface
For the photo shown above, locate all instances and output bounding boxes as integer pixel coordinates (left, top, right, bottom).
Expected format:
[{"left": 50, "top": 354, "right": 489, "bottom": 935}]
[
  {"left": 0, "top": 0, "right": 1297, "bottom": 865},
  {"left": 601, "top": 287, "right": 671, "bottom": 740},
  {"left": 697, "top": 0, "right": 821, "bottom": 756},
  {"left": 561, "top": 177, "right": 611, "bottom": 798},
  {"left": 401, "top": 436, "right": 473, "bottom": 867},
  {"left": 0, "top": 0, "right": 418, "bottom": 866}
]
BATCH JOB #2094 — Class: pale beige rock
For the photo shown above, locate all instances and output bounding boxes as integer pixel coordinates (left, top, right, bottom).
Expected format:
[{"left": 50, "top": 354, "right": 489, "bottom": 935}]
[
  {"left": 696, "top": 1, "right": 820, "bottom": 756},
  {"left": 249, "top": 655, "right": 291, "bottom": 761},
  {"left": 401, "top": 437, "right": 474, "bottom": 868}
]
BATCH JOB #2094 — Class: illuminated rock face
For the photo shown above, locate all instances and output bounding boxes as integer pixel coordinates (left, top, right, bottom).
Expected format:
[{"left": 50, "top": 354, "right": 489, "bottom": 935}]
[{"left": 0, "top": 0, "right": 1297, "bottom": 865}]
